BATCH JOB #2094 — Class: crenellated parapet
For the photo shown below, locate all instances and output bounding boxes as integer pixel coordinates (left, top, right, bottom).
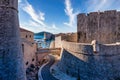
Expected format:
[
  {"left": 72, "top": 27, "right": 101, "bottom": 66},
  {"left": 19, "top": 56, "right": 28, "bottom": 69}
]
[{"left": 77, "top": 10, "right": 120, "bottom": 43}]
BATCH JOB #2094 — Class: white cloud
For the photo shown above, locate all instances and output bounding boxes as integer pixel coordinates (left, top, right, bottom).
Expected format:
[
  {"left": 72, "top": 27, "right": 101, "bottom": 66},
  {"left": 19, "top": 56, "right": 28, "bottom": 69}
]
[
  {"left": 94, "top": 0, "right": 107, "bottom": 11},
  {"left": 86, "top": 0, "right": 107, "bottom": 12},
  {"left": 22, "top": 0, "right": 46, "bottom": 26},
  {"left": 18, "top": 0, "right": 22, "bottom": 3},
  {"left": 20, "top": 20, "right": 46, "bottom": 33},
  {"left": 20, "top": 20, "right": 60, "bottom": 34},
  {"left": 39, "top": 12, "right": 45, "bottom": 21},
  {"left": 86, "top": 0, "right": 120, "bottom": 12},
  {"left": 19, "top": 0, "right": 59, "bottom": 33},
  {"left": 52, "top": 24, "right": 58, "bottom": 30},
  {"left": 64, "top": 0, "right": 78, "bottom": 27}
]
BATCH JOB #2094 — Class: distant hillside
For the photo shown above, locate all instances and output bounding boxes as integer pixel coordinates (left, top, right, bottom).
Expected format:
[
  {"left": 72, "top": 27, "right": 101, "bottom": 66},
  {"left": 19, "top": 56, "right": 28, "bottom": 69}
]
[{"left": 34, "top": 31, "right": 55, "bottom": 40}]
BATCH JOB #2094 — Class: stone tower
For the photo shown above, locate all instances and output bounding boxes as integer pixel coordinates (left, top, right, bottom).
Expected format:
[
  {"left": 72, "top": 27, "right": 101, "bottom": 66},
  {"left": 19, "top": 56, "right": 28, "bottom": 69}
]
[
  {"left": 0, "top": 0, "right": 26, "bottom": 80},
  {"left": 77, "top": 10, "right": 120, "bottom": 44}
]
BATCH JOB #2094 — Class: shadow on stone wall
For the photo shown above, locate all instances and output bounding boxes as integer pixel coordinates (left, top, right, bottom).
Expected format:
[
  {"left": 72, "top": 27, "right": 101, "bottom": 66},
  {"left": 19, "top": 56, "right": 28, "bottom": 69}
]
[{"left": 57, "top": 49, "right": 120, "bottom": 80}]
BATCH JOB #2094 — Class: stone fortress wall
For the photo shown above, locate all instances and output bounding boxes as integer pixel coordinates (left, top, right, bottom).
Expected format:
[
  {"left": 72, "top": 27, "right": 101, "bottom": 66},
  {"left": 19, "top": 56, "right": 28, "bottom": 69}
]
[
  {"left": 56, "top": 10, "right": 120, "bottom": 80},
  {"left": 77, "top": 10, "right": 120, "bottom": 44},
  {"left": 55, "top": 36, "right": 63, "bottom": 48},
  {"left": 61, "top": 33, "right": 77, "bottom": 42},
  {"left": 55, "top": 33, "right": 77, "bottom": 48},
  {"left": 0, "top": 0, "right": 26, "bottom": 80},
  {"left": 57, "top": 41, "right": 120, "bottom": 80}
]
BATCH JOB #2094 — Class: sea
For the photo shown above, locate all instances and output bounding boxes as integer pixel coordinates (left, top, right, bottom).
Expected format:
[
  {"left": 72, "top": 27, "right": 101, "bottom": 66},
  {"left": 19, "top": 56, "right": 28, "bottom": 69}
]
[{"left": 34, "top": 35, "right": 52, "bottom": 48}]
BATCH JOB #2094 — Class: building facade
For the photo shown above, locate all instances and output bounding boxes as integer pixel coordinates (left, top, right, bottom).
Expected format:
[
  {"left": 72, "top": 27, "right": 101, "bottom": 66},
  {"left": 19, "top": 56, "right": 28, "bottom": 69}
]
[{"left": 20, "top": 28, "right": 37, "bottom": 70}]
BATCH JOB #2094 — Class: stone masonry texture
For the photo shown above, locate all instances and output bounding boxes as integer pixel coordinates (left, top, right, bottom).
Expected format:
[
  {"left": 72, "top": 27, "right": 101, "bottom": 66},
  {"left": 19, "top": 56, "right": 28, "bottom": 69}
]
[
  {"left": 0, "top": 0, "right": 26, "bottom": 80},
  {"left": 57, "top": 41, "right": 120, "bottom": 80},
  {"left": 77, "top": 10, "right": 120, "bottom": 43}
]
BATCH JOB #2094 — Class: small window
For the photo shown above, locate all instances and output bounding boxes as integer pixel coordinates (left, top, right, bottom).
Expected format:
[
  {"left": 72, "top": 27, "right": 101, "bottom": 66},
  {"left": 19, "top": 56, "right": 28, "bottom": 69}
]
[
  {"left": 30, "top": 35, "right": 31, "bottom": 38},
  {"left": 26, "top": 35, "right": 27, "bottom": 38},
  {"left": 22, "top": 44, "right": 24, "bottom": 53},
  {"left": 26, "top": 62, "right": 28, "bottom": 65},
  {"left": 32, "top": 58, "right": 34, "bottom": 61}
]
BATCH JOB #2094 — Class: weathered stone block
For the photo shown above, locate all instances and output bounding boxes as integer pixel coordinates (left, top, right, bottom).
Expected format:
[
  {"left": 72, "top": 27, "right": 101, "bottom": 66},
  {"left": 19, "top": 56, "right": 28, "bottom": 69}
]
[
  {"left": 0, "top": 0, "right": 26, "bottom": 80},
  {"left": 77, "top": 10, "right": 120, "bottom": 44}
]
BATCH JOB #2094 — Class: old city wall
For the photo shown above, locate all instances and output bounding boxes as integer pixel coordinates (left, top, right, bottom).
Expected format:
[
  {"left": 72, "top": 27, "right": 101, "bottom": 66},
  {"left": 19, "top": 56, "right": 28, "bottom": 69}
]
[
  {"left": 77, "top": 10, "right": 120, "bottom": 44},
  {"left": 55, "top": 36, "right": 63, "bottom": 48},
  {"left": 57, "top": 41, "right": 120, "bottom": 80},
  {"left": 63, "top": 33, "right": 77, "bottom": 42},
  {"left": 37, "top": 48, "right": 61, "bottom": 62},
  {"left": 55, "top": 33, "right": 77, "bottom": 48},
  {"left": 36, "top": 52, "right": 48, "bottom": 65},
  {"left": 0, "top": 0, "right": 26, "bottom": 80}
]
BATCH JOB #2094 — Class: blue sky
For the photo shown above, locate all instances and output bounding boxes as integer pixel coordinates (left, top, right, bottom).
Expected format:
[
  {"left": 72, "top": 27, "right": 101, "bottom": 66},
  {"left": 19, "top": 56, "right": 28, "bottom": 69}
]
[{"left": 18, "top": 0, "right": 120, "bottom": 34}]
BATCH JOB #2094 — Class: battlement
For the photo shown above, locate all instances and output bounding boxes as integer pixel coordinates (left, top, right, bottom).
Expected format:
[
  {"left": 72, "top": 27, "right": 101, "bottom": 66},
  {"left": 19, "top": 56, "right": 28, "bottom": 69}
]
[
  {"left": 77, "top": 10, "right": 120, "bottom": 44},
  {"left": 78, "top": 10, "right": 117, "bottom": 18},
  {"left": 77, "top": 13, "right": 87, "bottom": 18}
]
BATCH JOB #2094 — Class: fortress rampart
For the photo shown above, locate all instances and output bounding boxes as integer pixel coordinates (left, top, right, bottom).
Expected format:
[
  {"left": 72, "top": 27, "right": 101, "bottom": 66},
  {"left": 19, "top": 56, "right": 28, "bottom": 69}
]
[
  {"left": 57, "top": 41, "right": 120, "bottom": 80},
  {"left": 77, "top": 10, "right": 120, "bottom": 43},
  {"left": 0, "top": 0, "right": 26, "bottom": 80}
]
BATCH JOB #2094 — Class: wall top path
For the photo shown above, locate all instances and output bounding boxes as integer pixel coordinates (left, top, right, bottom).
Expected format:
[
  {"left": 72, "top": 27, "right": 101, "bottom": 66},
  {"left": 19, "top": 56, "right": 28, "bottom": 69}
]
[{"left": 62, "top": 41, "right": 120, "bottom": 56}]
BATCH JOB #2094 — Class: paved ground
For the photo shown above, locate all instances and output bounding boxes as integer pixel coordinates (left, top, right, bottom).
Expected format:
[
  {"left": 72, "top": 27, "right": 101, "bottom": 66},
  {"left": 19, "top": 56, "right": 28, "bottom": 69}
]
[{"left": 41, "top": 55, "right": 58, "bottom": 80}]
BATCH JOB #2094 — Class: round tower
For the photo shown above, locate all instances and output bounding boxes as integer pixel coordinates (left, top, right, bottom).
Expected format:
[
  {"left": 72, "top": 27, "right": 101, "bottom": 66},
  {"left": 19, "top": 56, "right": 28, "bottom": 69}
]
[{"left": 0, "top": 0, "right": 26, "bottom": 80}]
